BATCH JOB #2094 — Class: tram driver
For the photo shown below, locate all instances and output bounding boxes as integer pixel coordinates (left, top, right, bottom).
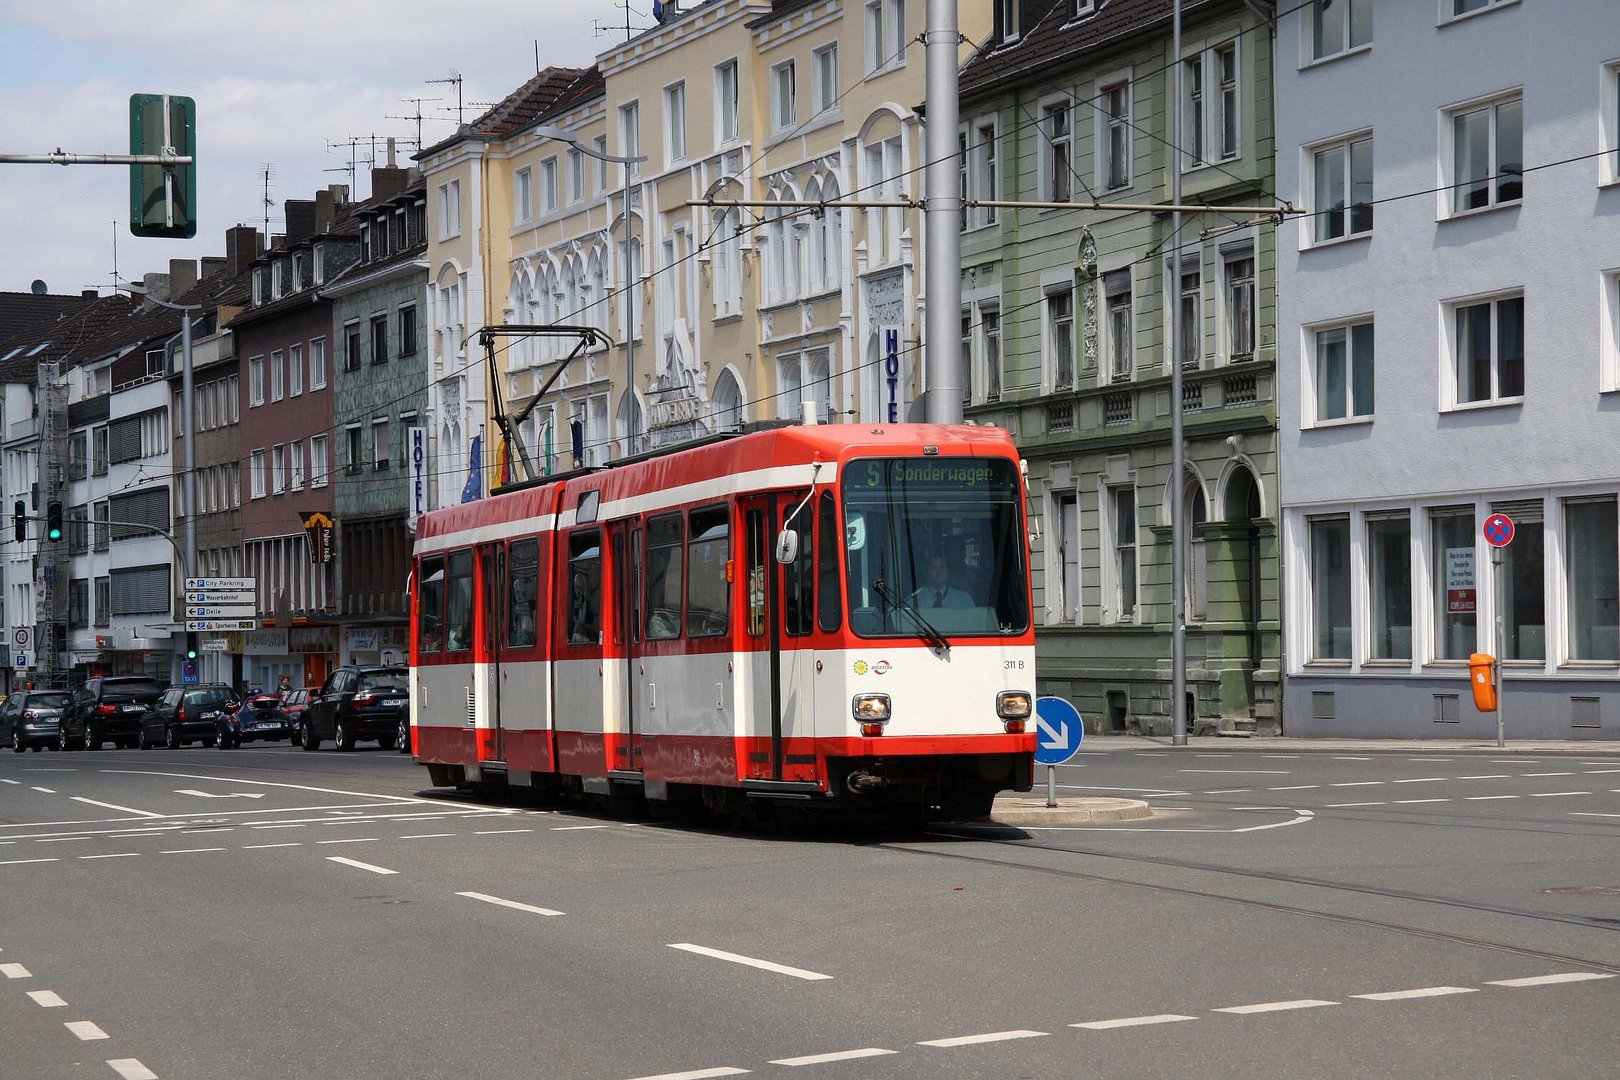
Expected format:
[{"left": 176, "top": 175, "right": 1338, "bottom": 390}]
[{"left": 910, "top": 556, "right": 973, "bottom": 609}]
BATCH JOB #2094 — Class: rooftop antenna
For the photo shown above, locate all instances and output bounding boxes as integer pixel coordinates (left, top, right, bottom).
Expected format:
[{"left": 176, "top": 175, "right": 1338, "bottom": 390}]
[
  {"left": 324, "top": 137, "right": 361, "bottom": 191},
  {"left": 109, "top": 219, "right": 119, "bottom": 296},
  {"left": 259, "top": 163, "right": 277, "bottom": 243},
  {"left": 593, "top": 0, "right": 649, "bottom": 43},
  {"left": 426, "top": 70, "right": 464, "bottom": 125},
  {"left": 388, "top": 97, "right": 441, "bottom": 150}
]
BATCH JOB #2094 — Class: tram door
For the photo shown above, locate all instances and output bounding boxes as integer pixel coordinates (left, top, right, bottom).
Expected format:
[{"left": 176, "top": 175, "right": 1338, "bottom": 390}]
[
  {"left": 739, "top": 492, "right": 816, "bottom": 781},
  {"left": 608, "top": 521, "right": 643, "bottom": 773},
  {"left": 479, "top": 544, "right": 505, "bottom": 762}
]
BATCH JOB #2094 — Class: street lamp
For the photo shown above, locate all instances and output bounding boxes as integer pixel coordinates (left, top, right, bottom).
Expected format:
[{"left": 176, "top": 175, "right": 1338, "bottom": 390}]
[{"left": 531, "top": 125, "right": 648, "bottom": 457}]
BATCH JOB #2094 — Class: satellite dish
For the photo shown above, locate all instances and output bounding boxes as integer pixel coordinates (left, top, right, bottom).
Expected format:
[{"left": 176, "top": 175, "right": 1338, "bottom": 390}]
[{"left": 30, "top": 280, "right": 48, "bottom": 295}]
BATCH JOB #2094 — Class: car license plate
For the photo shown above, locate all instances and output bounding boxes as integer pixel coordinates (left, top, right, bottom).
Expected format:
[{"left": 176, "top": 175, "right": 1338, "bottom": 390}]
[
  {"left": 384, "top": 698, "right": 406, "bottom": 707},
  {"left": 123, "top": 705, "right": 143, "bottom": 713}
]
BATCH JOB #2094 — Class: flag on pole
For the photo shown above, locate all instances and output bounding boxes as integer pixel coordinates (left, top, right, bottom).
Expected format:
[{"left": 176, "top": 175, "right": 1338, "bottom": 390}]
[
  {"left": 493, "top": 436, "right": 511, "bottom": 488},
  {"left": 460, "top": 434, "right": 482, "bottom": 503}
]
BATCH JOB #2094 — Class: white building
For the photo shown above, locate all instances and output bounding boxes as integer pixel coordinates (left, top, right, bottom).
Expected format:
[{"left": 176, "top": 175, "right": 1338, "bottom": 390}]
[{"left": 1276, "top": 0, "right": 1620, "bottom": 737}]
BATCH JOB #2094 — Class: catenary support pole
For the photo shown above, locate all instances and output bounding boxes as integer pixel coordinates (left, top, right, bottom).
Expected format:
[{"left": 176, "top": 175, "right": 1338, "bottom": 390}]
[
  {"left": 1171, "top": 0, "right": 1188, "bottom": 746},
  {"left": 923, "top": 0, "right": 961, "bottom": 423}
]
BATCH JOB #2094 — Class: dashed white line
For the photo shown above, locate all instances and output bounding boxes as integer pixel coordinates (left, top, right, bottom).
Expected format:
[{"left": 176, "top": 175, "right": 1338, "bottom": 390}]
[
  {"left": 316, "top": 837, "right": 379, "bottom": 845},
  {"left": 1203, "top": 788, "right": 1251, "bottom": 793},
  {"left": 181, "top": 828, "right": 233, "bottom": 835},
  {"left": 625, "top": 1068, "right": 749, "bottom": 1080},
  {"left": 1391, "top": 778, "right": 1448, "bottom": 784},
  {"left": 79, "top": 853, "right": 140, "bottom": 860},
  {"left": 400, "top": 833, "right": 455, "bottom": 839},
  {"left": 1458, "top": 775, "right": 1510, "bottom": 780},
  {"left": 325, "top": 856, "right": 398, "bottom": 875},
  {"left": 456, "top": 891, "right": 564, "bottom": 917},
  {"left": 106, "top": 1061, "right": 159, "bottom": 1080},
  {"left": 474, "top": 828, "right": 534, "bottom": 835},
  {"left": 0, "top": 778, "right": 19, "bottom": 784},
  {"left": 667, "top": 943, "right": 832, "bottom": 981},
  {"left": 1584, "top": 769, "right": 1620, "bottom": 774},
  {"left": 1180, "top": 770, "right": 1291, "bottom": 775},
  {"left": 770, "top": 1048, "right": 897, "bottom": 1066},
  {"left": 65, "top": 1020, "right": 109, "bottom": 1040},
  {"left": 1325, "top": 802, "right": 1386, "bottom": 808},
  {"left": 69, "top": 797, "right": 165, "bottom": 818},
  {"left": 1, "top": 962, "right": 31, "bottom": 978},
  {"left": 1487, "top": 972, "right": 1615, "bottom": 988},
  {"left": 0, "top": 858, "right": 58, "bottom": 866},
  {"left": 159, "top": 848, "right": 224, "bottom": 854},
  {"left": 1571, "top": 812, "right": 1620, "bottom": 819},
  {"left": 249, "top": 823, "right": 308, "bottom": 830},
  {"left": 1333, "top": 756, "right": 1372, "bottom": 761},
  {"left": 1330, "top": 782, "right": 1385, "bottom": 787},
  {"left": 36, "top": 837, "right": 89, "bottom": 843},
  {"left": 918, "top": 1030, "right": 1047, "bottom": 1047},
  {"left": 27, "top": 989, "right": 67, "bottom": 1007},
  {"left": 30, "top": 787, "right": 56, "bottom": 794},
  {"left": 1214, "top": 999, "right": 1337, "bottom": 1014},
  {"left": 1269, "top": 785, "right": 1320, "bottom": 791},
  {"left": 552, "top": 825, "right": 612, "bottom": 831},
  {"left": 1353, "top": 987, "right": 1478, "bottom": 1001},
  {"left": 1393, "top": 799, "right": 1450, "bottom": 805},
  {"left": 1522, "top": 772, "right": 1573, "bottom": 777},
  {"left": 242, "top": 843, "right": 302, "bottom": 850},
  {"left": 1529, "top": 792, "right": 1590, "bottom": 798},
  {"left": 1072, "top": 1014, "right": 1197, "bottom": 1030}
]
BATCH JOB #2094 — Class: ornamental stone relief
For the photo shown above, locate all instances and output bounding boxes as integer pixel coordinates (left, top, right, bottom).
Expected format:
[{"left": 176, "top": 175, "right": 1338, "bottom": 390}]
[{"left": 1079, "top": 228, "right": 1100, "bottom": 372}]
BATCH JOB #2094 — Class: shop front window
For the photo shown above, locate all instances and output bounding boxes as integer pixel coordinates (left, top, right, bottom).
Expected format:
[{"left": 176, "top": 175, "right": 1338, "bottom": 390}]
[
  {"left": 1495, "top": 506, "right": 1544, "bottom": 661},
  {"left": 1565, "top": 497, "right": 1618, "bottom": 662},
  {"left": 1432, "top": 509, "right": 1477, "bottom": 661},
  {"left": 1367, "top": 515, "right": 1411, "bottom": 660},
  {"left": 1310, "top": 516, "right": 1350, "bottom": 660}
]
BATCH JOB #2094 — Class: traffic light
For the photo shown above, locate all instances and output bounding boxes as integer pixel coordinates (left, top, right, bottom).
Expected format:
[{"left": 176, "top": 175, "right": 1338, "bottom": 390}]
[
  {"left": 129, "top": 93, "right": 197, "bottom": 240},
  {"left": 12, "top": 500, "right": 23, "bottom": 544},
  {"left": 45, "top": 502, "right": 62, "bottom": 543},
  {"left": 184, "top": 633, "right": 198, "bottom": 661}
]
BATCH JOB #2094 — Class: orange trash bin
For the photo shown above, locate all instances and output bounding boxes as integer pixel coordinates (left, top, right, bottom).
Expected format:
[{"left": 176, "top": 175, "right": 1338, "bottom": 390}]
[{"left": 1469, "top": 653, "right": 1498, "bottom": 712}]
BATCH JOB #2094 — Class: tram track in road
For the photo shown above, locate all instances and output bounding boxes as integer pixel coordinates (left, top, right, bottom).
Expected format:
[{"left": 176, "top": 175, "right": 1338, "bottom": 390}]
[{"left": 880, "top": 833, "right": 1620, "bottom": 977}]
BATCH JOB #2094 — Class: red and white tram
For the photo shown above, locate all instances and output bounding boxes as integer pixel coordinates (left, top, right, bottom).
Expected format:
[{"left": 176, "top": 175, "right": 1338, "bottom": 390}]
[{"left": 409, "top": 422, "right": 1036, "bottom": 819}]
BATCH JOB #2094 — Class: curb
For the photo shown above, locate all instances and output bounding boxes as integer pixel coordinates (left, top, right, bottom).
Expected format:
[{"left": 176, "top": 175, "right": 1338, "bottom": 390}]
[
  {"left": 985, "top": 796, "right": 1152, "bottom": 826},
  {"left": 1081, "top": 738, "right": 1620, "bottom": 756}
]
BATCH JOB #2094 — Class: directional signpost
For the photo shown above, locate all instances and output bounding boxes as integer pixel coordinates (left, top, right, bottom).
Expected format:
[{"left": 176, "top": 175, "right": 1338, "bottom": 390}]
[
  {"left": 1034, "top": 695, "right": 1084, "bottom": 808},
  {"left": 1483, "top": 515, "right": 1514, "bottom": 748},
  {"left": 184, "top": 577, "right": 257, "bottom": 632}
]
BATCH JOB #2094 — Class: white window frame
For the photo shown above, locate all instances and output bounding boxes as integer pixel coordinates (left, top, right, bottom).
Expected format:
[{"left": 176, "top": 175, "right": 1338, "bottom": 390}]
[
  {"left": 1601, "top": 61, "right": 1620, "bottom": 187},
  {"left": 515, "top": 166, "right": 533, "bottom": 223},
  {"left": 664, "top": 81, "right": 687, "bottom": 166},
  {"left": 438, "top": 179, "right": 461, "bottom": 240},
  {"left": 865, "top": 0, "right": 906, "bottom": 73},
  {"left": 1440, "top": 0, "right": 1520, "bottom": 26},
  {"left": 1106, "top": 483, "right": 1139, "bottom": 624},
  {"left": 619, "top": 102, "right": 641, "bottom": 180},
  {"left": 1602, "top": 269, "right": 1620, "bottom": 393},
  {"left": 540, "top": 158, "right": 558, "bottom": 214},
  {"left": 566, "top": 149, "right": 584, "bottom": 204},
  {"left": 1304, "top": 316, "right": 1376, "bottom": 427},
  {"left": 272, "top": 444, "right": 286, "bottom": 495},
  {"left": 1304, "top": 0, "right": 1371, "bottom": 65},
  {"left": 1441, "top": 89, "right": 1524, "bottom": 218},
  {"left": 249, "top": 449, "right": 267, "bottom": 499},
  {"left": 1441, "top": 289, "right": 1526, "bottom": 411},
  {"left": 1219, "top": 241, "right": 1257, "bottom": 364},
  {"left": 309, "top": 337, "right": 326, "bottom": 391},
  {"left": 372, "top": 418, "right": 390, "bottom": 470},
  {"left": 290, "top": 439, "right": 304, "bottom": 492},
  {"left": 1038, "top": 95, "right": 1073, "bottom": 202},
  {"left": 248, "top": 356, "right": 264, "bottom": 407},
  {"left": 309, "top": 435, "right": 329, "bottom": 488},
  {"left": 715, "top": 60, "right": 740, "bottom": 147},
  {"left": 771, "top": 60, "right": 797, "bottom": 132},
  {"left": 271, "top": 349, "right": 284, "bottom": 402},
  {"left": 1306, "top": 130, "right": 1375, "bottom": 246},
  {"left": 1045, "top": 281, "right": 1076, "bottom": 392},
  {"left": 812, "top": 43, "right": 839, "bottom": 115},
  {"left": 1096, "top": 74, "right": 1132, "bottom": 191},
  {"left": 289, "top": 342, "right": 303, "bottom": 397},
  {"left": 997, "top": 0, "right": 1019, "bottom": 45},
  {"left": 1104, "top": 268, "right": 1134, "bottom": 382},
  {"left": 1214, "top": 41, "right": 1240, "bottom": 162}
]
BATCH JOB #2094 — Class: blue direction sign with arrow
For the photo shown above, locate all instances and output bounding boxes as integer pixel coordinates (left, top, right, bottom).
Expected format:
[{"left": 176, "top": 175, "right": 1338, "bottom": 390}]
[{"left": 1034, "top": 696, "right": 1084, "bottom": 765}]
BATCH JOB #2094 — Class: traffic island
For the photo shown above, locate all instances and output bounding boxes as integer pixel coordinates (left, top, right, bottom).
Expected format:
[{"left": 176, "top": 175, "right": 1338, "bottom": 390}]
[{"left": 984, "top": 796, "right": 1152, "bottom": 826}]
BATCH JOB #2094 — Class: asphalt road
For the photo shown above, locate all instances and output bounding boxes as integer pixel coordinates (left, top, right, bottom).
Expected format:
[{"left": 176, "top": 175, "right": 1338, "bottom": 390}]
[{"left": 2, "top": 739, "right": 1618, "bottom": 1079}]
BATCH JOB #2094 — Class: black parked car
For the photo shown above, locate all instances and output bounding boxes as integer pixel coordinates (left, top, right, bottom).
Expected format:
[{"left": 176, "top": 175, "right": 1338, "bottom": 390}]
[
  {"left": 1, "top": 691, "right": 72, "bottom": 752},
  {"left": 138, "top": 685, "right": 242, "bottom": 750},
  {"left": 234, "top": 693, "right": 293, "bottom": 744},
  {"left": 301, "top": 666, "right": 409, "bottom": 751},
  {"left": 60, "top": 676, "right": 166, "bottom": 750}
]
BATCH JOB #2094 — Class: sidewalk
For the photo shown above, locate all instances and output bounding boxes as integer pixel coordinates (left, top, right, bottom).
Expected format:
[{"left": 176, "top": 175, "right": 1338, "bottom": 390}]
[{"left": 1078, "top": 734, "right": 1620, "bottom": 755}]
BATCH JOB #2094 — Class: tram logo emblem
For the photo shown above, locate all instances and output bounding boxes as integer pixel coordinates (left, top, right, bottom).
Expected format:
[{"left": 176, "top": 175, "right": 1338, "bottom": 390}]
[
  {"left": 872, "top": 660, "right": 891, "bottom": 675},
  {"left": 852, "top": 660, "right": 869, "bottom": 675}
]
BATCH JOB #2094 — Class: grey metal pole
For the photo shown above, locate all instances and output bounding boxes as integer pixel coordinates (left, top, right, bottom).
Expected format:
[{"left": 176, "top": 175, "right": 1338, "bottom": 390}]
[
  {"left": 181, "top": 312, "right": 199, "bottom": 678},
  {"left": 1170, "top": 0, "right": 1188, "bottom": 747},
  {"left": 623, "top": 171, "right": 635, "bottom": 452},
  {"left": 1493, "top": 546, "right": 1505, "bottom": 747},
  {"left": 923, "top": 0, "right": 962, "bottom": 423}
]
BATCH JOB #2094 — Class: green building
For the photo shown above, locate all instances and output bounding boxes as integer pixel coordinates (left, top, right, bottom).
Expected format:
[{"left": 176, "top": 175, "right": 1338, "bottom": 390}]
[{"left": 958, "top": 0, "right": 1280, "bottom": 734}]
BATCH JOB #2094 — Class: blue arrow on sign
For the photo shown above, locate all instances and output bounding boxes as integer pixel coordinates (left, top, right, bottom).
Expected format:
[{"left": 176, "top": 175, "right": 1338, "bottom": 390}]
[{"left": 1034, "top": 696, "right": 1084, "bottom": 765}]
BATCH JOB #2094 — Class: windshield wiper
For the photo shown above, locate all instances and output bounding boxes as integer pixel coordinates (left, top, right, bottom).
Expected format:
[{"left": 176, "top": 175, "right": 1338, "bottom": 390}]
[{"left": 873, "top": 578, "right": 950, "bottom": 654}]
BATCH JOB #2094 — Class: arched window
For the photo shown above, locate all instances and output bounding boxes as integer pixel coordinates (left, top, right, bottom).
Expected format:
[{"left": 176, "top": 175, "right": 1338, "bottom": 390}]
[
  {"left": 562, "top": 259, "right": 580, "bottom": 325},
  {"left": 1184, "top": 479, "right": 1208, "bottom": 622},
  {"left": 711, "top": 368, "right": 744, "bottom": 431},
  {"left": 588, "top": 249, "right": 608, "bottom": 341},
  {"left": 763, "top": 191, "right": 785, "bottom": 303},
  {"left": 804, "top": 178, "right": 824, "bottom": 294},
  {"left": 616, "top": 389, "right": 646, "bottom": 457},
  {"left": 820, "top": 175, "right": 843, "bottom": 290}
]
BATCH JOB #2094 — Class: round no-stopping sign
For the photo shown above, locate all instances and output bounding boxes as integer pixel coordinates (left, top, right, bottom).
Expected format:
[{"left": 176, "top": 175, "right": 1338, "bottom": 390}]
[{"left": 1483, "top": 513, "right": 1515, "bottom": 548}]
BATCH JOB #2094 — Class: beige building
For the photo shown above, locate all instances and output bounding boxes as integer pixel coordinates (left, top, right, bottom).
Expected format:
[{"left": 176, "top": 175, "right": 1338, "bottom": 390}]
[{"left": 419, "top": 0, "right": 990, "bottom": 496}]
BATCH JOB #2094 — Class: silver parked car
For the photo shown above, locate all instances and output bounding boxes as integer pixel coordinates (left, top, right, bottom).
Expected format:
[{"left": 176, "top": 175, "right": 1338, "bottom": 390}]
[{"left": 1, "top": 690, "right": 73, "bottom": 752}]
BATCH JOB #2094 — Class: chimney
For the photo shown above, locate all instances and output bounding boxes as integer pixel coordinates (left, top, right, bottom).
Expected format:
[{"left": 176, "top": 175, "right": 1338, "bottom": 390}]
[
  {"left": 225, "top": 225, "right": 262, "bottom": 276},
  {"left": 81, "top": 289, "right": 97, "bottom": 299},
  {"left": 284, "top": 198, "right": 317, "bottom": 244},
  {"left": 387, "top": 137, "right": 397, "bottom": 168},
  {"left": 329, "top": 183, "right": 350, "bottom": 206},
  {"left": 200, "top": 256, "right": 227, "bottom": 281},
  {"left": 168, "top": 258, "right": 199, "bottom": 297},
  {"left": 140, "top": 272, "right": 171, "bottom": 308},
  {"left": 370, "top": 166, "right": 409, "bottom": 203}
]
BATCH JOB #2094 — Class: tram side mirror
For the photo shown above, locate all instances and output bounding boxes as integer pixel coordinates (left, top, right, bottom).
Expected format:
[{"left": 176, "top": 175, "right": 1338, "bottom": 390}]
[
  {"left": 774, "top": 529, "right": 798, "bottom": 565},
  {"left": 845, "top": 512, "right": 866, "bottom": 552}
]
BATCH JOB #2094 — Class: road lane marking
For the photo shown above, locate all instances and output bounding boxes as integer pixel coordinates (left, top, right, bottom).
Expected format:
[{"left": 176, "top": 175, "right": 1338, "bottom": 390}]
[
  {"left": 1394, "top": 799, "right": 1451, "bottom": 805},
  {"left": 70, "top": 797, "right": 165, "bottom": 818},
  {"left": 1262, "top": 755, "right": 1300, "bottom": 759},
  {"left": 316, "top": 838, "right": 379, "bottom": 844},
  {"left": 28, "top": 990, "right": 67, "bottom": 1007},
  {"left": 1179, "top": 770, "right": 1290, "bottom": 774},
  {"left": 400, "top": 833, "right": 455, "bottom": 839},
  {"left": 1214, "top": 1000, "right": 1337, "bottom": 1014},
  {"left": 31, "top": 787, "right": 56, "bottom": 793},
  {"left": 325, "top": 856, "right": 397, "bottom": 875},
  {"left": 0, "top": 778, "right": 19, "bottom": 784},
  {"left": 770, "top": 1048, "right": 896, "bottom": 1066},
  {"left": 474, "top": 828, "right": 534, "bottom": 835},
  {"left": 159, "top": 848, "right": 225, "bottom": 854},
  {"left": 1584, "top": 769, "right": 1620, "bottom": 774},
  {"left": 1354, "top": 987, "right": 1478, "bottom": 1001},
  {"left": 37, "top": 837, "right": 89, "bottom": 843},
  {"left": 1060, "top": 785, "right": 1188, "bottom": 795},
  {"left": 66, "top": 1020, "right": 108, "bottom": 1040},
  {"left": 1408, "top": 757, "right": 1454, "bottom": 761},
  {"left": 1487, "top": 972, "right": 1614, "bottom": 988},
  {"left": 1571, "top": 812, "right": 1620, "bottom": 819},
  {"left": 1326, "top": 802, "right": 1386, "bottom": 808},
  {"left": 0, "top": 858, "right": 58, "bottom": 865},
  {"left": 1521, "top": 772, "right": 1573, "bottom": 777},
  {"left": 1458, "top": 775, "right": 1509, "bottom": 780},
  {"left": 1205, "top": 788, "right": 1252, "bottom": 794},
  {"left": 107, "top": 1061, "right": 158, "bottom": 1080},
  {"left": 1529, "top": 792, "right": 1590, "bottom": 797},
  {"left": 1, "top": 962, "right": 31, "bottom": 978},
  {"left": 80, "top": 853, "right": 139, "bottom": 860},
  {"left": 1333, "top": 757, "right": 1372, "bottom": 760},
  {"left": 242, "top": 843, "right": 302, "bottom": 849},
  {"left": 1072, "top": 1015, "right": 1197, "bottom": 1030},
  {"left": 625, "top": 1069, "right": 749, "bottom": 1080},
  {"left": 1269, "top": 786, "right": 1319, "bottom": 791},
  {"left": 1391, "top": 778, "right": 1447, "bottom": 784},
  {"left": 249, "top": 824, "right": 308, "bottom": 830},
  {"left": 918, "top": 1030, "right": 1046, "bottom": 1047},
  {"left": 667, "top": 943, "right": 832, "bottom": 981},
  {"left": 1331, "top": 782, "right": 1384, "bottom": 787},
  {"left": 100, "top": 768, "right": 431, "bottom": 804},
  {"left": 553, "top": 825, "right": 612, "bottom": 831},
  {"left": 456, "top": 891, "right": 564, "bottom": 917}
]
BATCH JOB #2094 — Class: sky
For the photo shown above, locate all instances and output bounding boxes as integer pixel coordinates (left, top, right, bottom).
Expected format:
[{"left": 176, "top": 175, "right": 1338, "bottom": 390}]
[{"left": 0, "top": 1, "right": 616, "bottom": 296}]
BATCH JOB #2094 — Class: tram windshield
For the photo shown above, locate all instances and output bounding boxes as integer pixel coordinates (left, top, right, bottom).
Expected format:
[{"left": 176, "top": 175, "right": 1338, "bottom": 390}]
[{"left": 842, "top": 457, "right": 1029, "bottom": 639}]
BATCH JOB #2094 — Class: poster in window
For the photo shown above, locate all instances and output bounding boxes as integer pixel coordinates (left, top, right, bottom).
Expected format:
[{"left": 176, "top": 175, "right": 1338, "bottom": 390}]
[{"left": 1446, "top": 547, "right": 1476, "bottom": 613}]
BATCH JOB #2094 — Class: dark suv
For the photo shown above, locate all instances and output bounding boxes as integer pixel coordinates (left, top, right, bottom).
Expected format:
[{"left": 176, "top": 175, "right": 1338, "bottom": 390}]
[
  {"left": 301, "top": 666, "right": 409, "bottom": 751},
  {"left": 138, "top": 685, "right": 242, "bottom": 749},
  {"left": 60, "top": 676, "right": 167, "bottom": 750}
]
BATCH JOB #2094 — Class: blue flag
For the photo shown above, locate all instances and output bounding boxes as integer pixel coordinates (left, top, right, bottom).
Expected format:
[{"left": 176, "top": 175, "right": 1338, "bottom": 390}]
[{"left": 460, "top": 434, "right": 482, "bottom": 503}]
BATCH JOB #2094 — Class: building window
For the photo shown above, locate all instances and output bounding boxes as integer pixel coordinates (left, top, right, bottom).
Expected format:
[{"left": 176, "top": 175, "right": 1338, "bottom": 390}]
[
  {"left": 1432, "top": 508, "right": 1478, "bottom": 661},
  {"left": 997, "top": 0, "right": 1018, "bottom": 43},
  {"left": 960, "top": 309, "right": 973, "bottom": 403},
  {"left": 712, "top": 207, "right": 742, "bottom": 317},
  {"left": 93, "top": 426, "right": 109, "bottom": 475},
  {"left": 1311, "top": 516, "right": 1351, "bottom": 659},
  {"left": 772, "top": 61, "right": 796, "bottom": 131},
  {"left": 1183, "top": 53, "right": 1205, "bottom": 167},
  {"left": 291, "top": 439, "right": 305, "bottom": 491},
  {"left": 1105, "top": 270, "right": 1133, "bottom": 381},
  {"left": 976, "top": 122, "right": 997, "bottom": 225},
  {"left": 93, "top": 501, "right": 109, "bottom": 552},
  {"left": 865, "top": 0, "right": 906, "bottom": 73},
  {"left": 345, "top": 321, "right": 362, "bottom": 371},
  {"left": 715, "top": 60, "right": 739, "bottom": 145},
  {"left": 400, "top": 306, "right": 418, "bottom": 355},
  {"left": 1447, "top": 0, "right": 1515, "bottom": 20},
  {"left": 664, "top": 82, "right": 687, "bottom": 164},
  {"left": 515, "top": 166, "right": 532, "bottom": 223},
  {"left": 567, "top": 148, "right": 584, "bottom": 204},
  {"left": 1178, "top": 265, "right": 1202, "bottom": 371},
  {"left": 372, "top": 418, "right": 390, "bottom": 470},
  {"left": 983, "top": 305, "right": 1002, "bottom": 400},
  {"left": 272, "top": 444, "right": 286, "bottom": 494},
  {"left": 248, "top": 356, "right": 264, "bottom": 406},
  {"left": 1308, "top": 0, "right": 1371, "bottom": 62},
  {"left": 1042, "top": 101, "right": 1072, "bottom": 201},
  {"left": 1216, "top": 43, "right": 1239, "bottom": 160},
  {"left": 1313, "top": 321, "right": 1374, "bottom": 422},
  {"left": 1101, "top": 81, "right": 1131, "bottom": 190},
  {"left": 271, "top": 350, "right": 285, "bottom": 402},
  {"left": 1222, "top": 247, "right": 1255, "bottom": 362},
  {"left": 1494, "top": 503, "right": 1545, "bottom": 661},
  {"left": 370, "top": 313, "right": 389, "bottom": 365},
  {"left": 438, "top": 179, "right": 461, "bottom": 239},
  {"left": 310, "top": 435, "right": 329, "bottom": 488},
  {"left": 1565, "top": 497, "right": 1619, "bottom": 662},
  {"left": 1448, "top": 93, "right": 1523, "bottom": 215},
  {"left": 1448, "top": 294, "right": 1524, "bottom": 406},
  {"left": 1054, "top": 492, "right": 1079, "bottom": 623},
  {"left": 1110, "top": 486, "right": 1137, "bottom": 623},
  {"left": 1604, "top": 63, "right": 1620, "bottom": 186},
  {"left": 1367, "top": 514, "right": 1412, "bottom": 660},
  {"left": 541, "top": 158, "right": 558, "bottom": 213},
  {"left": 1312, "top": 134, "right": 1374, "bottom": 242},
  {"left": 250, "top": 449, "right": 267, "bottom": 499},
  {"left": 619, "top": 102, "right": 641, "bottom": 179},
  {"left": 289, "top": 343, "right": 303, "bottom": 396},
  {"left": 812, "top": 45, "right": 838, "bottom": 114},
  {"left": 94, "top": 577, "right": 110, "bottom": 628},
  {"left": 1047, "top": 286, "right": 1075, "bottom": 391},
  {"left": 310, "top": 337, "right": 327, "bottom": 390},
  {"left": 594, "top": 135, "right": 609, "bottom": 191},
  {"left": 346, "top": 425, "right": 364, "bottom": 473}
]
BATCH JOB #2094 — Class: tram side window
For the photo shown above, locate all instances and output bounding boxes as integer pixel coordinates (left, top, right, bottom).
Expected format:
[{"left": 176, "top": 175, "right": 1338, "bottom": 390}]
[
  {"left": 645, "top": 512, "right": 684, "bottom": 640},
  {"left": 784, "top": 501, "right": 814, "bottom": 637},
  {"left": 445, "top": 550, "right": 474, "bottom": 652},
  {"left": 418, "top": 556, "right": 445, "bottom": 654},
  {"left": 507, "top": 538, "right": 539, "bottom": 649},
  {"left": 816, "top": 491, "right": 842, "bottom": 633},
  {"left": 746, "top": 509, "right": 766, "bottom": 637},
  {"left": 687, "top": 505, "right": 730, "bottom": 637},
  {"left": 567, "top": 530, "right": 602, "bottom": 645}
]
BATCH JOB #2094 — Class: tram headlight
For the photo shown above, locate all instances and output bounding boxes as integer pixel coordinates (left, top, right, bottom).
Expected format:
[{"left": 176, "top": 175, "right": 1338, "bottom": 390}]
[
  {"left": 852, "top": 693, "right": 891, "bottom": 725},
  {"left": 997, "top": 691, "right": 1032, "bottom": 721}
]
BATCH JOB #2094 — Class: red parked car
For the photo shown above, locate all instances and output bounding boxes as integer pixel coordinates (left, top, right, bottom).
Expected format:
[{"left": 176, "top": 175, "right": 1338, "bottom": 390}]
[{"left": 280, "top": 687, "right": 318, "bottom": 740}]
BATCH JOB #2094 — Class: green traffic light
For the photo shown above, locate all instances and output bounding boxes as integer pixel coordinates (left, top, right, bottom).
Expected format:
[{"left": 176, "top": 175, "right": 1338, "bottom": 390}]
[{"left": 48, "top": 528, "right": 61, "bottom": 541}]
